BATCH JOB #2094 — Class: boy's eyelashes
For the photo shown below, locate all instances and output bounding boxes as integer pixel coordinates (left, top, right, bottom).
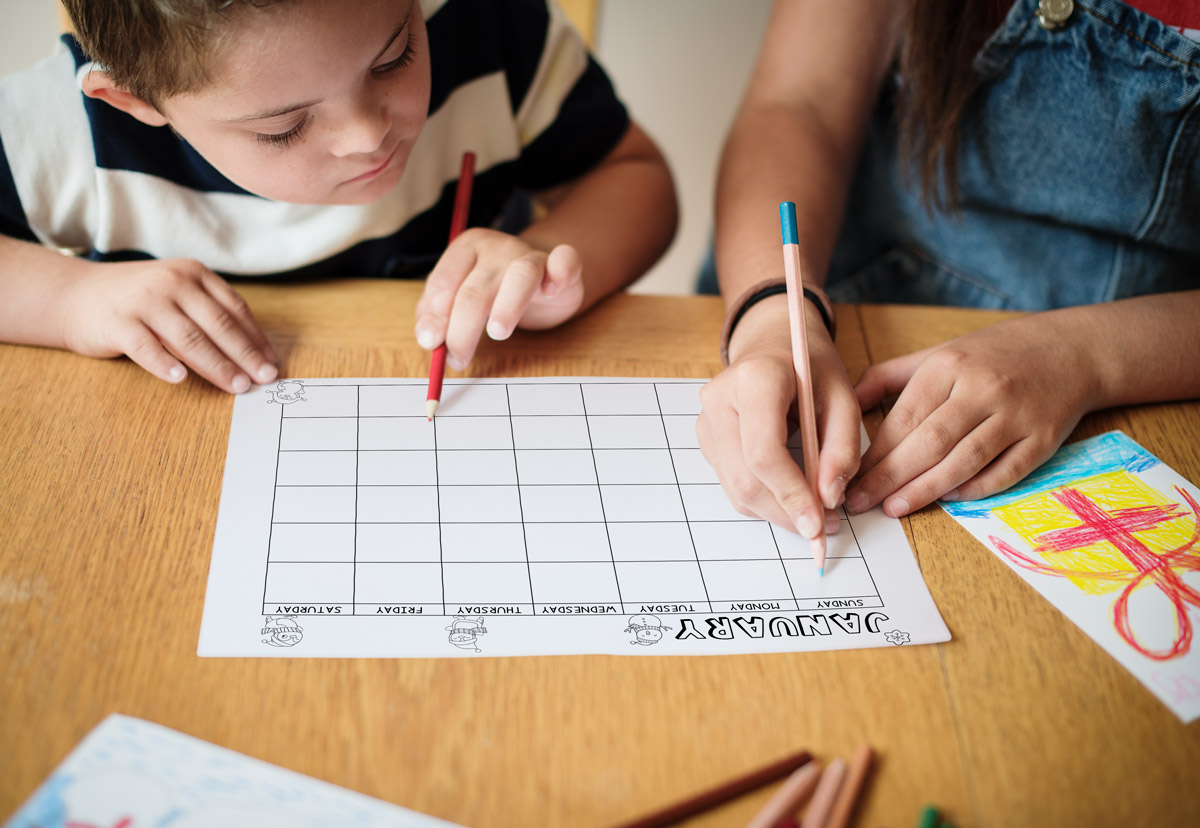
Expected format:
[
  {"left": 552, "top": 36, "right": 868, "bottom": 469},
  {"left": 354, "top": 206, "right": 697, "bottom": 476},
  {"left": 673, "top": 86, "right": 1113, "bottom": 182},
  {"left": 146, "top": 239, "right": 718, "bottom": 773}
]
[
  {"left": 373, "top": 36, "right": 418, "bottom": 76},
  {"left": 255, "top": 114, "right": 312, "bottom": 149}
]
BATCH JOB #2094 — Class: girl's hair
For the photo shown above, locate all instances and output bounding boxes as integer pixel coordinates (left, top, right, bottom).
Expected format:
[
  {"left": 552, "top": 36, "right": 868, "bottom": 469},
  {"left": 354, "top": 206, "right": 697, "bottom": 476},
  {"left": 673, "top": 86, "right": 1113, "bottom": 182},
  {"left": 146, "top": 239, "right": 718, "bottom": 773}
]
[
  {"left": 898, "top": 0, "right": 1011, "bottom": 210},
  {"left": 62, "top": 1, "right": 274, "bottom": 106}
]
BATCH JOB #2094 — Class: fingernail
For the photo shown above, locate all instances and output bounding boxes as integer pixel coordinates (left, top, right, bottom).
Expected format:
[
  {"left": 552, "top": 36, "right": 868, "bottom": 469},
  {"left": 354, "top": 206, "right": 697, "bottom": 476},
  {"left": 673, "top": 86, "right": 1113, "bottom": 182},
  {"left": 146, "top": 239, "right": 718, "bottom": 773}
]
[
  {"left": 486, "top": 320, "right": 509, "bottom": 341},
  {"left": 846, "top": 490, "right": 870, "bottom": 514},
  {"left": 257, "top": 364, "right": 278, "bottom": 383},
  {"left": 825, "top": 476, "right": 847, "bottom": 508},
  {"left": 887, "top": 496, "right": 910, "bottom": 518},
  {"left": 232, "top": 374, "right": 251, "bottom": 393},
  {"left": 416, "top": 328, "right": 437, "bottom": 350},
  {"left": 825, "top": 513, "right": 841, "bottom": 534},
  {"left": 794, "top": 514, "right": 820, "bottom": 539},
  {"left": 168, "top": 366, "right": 186, "bottom": 383},
  {"left": 447, "top": 354, "right": 466, "bottom": 371},
  {"left": 942, "top": 489, "right": 961, "bottom": 502}
]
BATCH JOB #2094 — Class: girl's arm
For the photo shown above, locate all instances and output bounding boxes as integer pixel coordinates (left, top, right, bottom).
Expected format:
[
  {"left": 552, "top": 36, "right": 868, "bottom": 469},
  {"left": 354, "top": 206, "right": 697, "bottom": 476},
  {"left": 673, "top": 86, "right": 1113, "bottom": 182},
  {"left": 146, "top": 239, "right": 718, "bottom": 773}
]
[
  {"left": 697, "top": 0, "right": 910, "bottom": 537},
  {"left": 850, "top": 290, "right": 1200, "bottom": 518}
]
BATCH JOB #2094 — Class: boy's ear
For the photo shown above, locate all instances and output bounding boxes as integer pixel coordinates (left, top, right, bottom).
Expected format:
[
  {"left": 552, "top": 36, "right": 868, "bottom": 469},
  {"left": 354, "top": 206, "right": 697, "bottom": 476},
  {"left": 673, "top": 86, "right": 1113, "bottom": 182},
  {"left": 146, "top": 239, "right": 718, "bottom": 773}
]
[{"left": 80, "top": 70, "right": 169, "bottom": 127}]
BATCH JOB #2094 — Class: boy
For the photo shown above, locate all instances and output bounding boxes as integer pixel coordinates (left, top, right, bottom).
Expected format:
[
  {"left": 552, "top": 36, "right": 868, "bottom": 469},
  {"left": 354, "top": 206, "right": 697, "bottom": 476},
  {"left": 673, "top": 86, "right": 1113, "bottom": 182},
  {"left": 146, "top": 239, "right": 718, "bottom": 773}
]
[{"left": 0, "top": 0, "right": 676, "bottom": 393}]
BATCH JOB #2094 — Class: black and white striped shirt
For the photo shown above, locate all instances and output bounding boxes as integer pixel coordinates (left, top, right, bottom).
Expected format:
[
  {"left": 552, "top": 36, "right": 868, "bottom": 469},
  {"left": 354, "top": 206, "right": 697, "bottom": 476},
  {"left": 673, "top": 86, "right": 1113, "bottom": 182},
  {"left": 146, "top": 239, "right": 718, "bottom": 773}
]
[{"left": 0, "top": 0, "right": 629, "bottom": 280}]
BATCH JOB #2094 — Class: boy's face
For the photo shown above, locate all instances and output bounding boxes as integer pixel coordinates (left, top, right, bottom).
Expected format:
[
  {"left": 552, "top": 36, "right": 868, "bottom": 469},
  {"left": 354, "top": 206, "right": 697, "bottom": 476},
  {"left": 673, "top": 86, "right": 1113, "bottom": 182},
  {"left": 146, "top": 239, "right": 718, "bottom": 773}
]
[{"left": 158, "top": 0, "right": 431, "bottom": 205}]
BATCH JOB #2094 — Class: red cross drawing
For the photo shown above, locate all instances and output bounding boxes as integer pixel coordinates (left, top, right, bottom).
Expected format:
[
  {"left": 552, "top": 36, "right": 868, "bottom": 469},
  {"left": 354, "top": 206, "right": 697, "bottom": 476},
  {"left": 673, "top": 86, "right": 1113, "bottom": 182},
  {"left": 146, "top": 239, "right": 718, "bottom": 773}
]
[{"left": 991, "top": 485, "right": 1200, "bottom": 661}]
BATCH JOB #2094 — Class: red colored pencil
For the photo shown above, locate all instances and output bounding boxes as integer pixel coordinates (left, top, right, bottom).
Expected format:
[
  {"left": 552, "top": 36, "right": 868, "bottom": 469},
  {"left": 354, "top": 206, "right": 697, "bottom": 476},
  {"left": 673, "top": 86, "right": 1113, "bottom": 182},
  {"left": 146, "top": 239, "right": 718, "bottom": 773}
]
[
  {"left": 426, "top": 150, "right": 476, "bottom": 420},
  {"left": 611, "top": 750, "right": 813, "bottom": 828}
]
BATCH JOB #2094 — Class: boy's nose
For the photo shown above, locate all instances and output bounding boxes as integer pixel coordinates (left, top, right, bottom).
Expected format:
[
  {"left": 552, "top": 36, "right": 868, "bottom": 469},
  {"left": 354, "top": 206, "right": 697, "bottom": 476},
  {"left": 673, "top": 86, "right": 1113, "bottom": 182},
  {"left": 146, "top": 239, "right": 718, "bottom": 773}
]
[{"left": 329, "top": 99, "right": 391, "bottom": 157}]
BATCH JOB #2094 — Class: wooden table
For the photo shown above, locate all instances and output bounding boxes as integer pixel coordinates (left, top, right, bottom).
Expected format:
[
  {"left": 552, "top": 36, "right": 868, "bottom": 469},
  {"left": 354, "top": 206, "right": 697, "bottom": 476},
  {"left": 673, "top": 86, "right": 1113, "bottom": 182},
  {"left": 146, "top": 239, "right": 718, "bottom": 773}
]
[{"left": 3, "top": 280, "right": 1198, "bottom": 826}]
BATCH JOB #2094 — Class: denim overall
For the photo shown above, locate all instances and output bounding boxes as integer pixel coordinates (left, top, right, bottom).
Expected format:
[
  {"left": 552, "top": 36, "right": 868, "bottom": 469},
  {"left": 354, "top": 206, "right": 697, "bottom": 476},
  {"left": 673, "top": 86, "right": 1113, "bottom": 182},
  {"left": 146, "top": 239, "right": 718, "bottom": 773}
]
[{"left": 702, "top": 0, "right": 1200, "bottom": 309}]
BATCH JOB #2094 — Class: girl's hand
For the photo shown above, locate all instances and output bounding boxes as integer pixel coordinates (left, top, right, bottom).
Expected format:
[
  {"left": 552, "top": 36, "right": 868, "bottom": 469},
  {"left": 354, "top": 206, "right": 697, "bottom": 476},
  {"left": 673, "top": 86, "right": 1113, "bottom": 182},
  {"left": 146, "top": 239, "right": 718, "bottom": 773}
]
[
  {"left": 61, "top": 258, "right": 277, "bottom": 393},
  {"left": 847, "top": 315, "right": 1102, "bottom": 517},
  {"left": 696, "top": 295, "right": 860, "bottom": 539},
  {"left": 413, "top": 228, "right": 584, "bottom": 369}
]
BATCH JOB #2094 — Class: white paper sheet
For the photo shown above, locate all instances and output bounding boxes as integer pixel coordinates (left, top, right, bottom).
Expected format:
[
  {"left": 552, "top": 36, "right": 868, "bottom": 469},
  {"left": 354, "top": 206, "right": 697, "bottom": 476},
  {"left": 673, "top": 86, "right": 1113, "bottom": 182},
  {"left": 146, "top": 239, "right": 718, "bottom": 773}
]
[
  {"left": 941, "top": 430, "right": 1200, "bottom": 723},
  {"left": 3, "top": 714, "right": 461, "bottom": 828},
  {"left": 199, "top": 378, "right": 950, "bottom": 657}
]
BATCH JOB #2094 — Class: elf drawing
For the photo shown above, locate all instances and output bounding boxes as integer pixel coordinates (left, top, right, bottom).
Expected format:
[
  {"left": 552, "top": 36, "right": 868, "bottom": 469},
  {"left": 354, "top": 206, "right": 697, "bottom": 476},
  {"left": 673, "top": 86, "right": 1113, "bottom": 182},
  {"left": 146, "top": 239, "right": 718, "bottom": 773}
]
[{"left": 624, "top": 614, "right": 671, "bottom": 646}]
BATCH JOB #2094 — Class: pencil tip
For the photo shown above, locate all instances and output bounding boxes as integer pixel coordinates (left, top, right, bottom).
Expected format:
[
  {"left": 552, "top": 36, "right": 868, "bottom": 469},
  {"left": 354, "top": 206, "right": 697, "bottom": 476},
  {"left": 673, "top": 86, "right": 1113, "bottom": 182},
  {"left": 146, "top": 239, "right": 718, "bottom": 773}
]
[
  {"left": 818, "top": 567, "right": 824, "bottom": 578},
  {"left": 425, "top": 399, "right": 439, "bottom": 420}
]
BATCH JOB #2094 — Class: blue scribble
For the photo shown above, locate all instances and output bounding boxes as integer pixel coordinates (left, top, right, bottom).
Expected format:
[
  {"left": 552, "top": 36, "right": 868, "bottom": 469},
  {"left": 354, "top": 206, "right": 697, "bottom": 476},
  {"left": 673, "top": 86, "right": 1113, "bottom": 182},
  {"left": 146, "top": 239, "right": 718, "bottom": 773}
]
[
  {"left": 939, "top": 431, "right": 1160, "bottom": 519},
  {"left": 3, "top": 773, "right": 72, "bottom": 828}
]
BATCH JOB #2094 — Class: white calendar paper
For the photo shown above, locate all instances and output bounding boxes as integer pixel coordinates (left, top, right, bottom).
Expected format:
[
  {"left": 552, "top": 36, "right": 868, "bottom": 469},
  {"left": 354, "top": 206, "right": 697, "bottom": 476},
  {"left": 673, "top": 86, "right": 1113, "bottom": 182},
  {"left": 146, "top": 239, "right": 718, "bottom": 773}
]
[{"left": 199, "top": 378, "right": 950, "bottom": 657}]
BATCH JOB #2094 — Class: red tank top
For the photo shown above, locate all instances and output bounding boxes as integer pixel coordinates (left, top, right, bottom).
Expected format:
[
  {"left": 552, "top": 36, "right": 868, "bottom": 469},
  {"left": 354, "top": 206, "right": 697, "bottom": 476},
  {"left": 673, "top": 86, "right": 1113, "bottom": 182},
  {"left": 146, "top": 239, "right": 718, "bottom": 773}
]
[{"left": 1123, "top": 0, "right": 1200, "bottom": 40}]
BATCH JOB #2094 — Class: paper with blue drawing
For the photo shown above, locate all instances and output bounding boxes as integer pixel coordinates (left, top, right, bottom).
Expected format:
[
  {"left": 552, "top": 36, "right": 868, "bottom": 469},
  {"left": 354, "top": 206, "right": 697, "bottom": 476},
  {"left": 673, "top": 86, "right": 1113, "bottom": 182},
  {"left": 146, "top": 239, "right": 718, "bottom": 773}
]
[
  {"left": 940, "top": 431, "right": 1200, "bottom": 722},
  {"left": 3, "top": 714, "right": 461, "bottom": 828},
  {"left": 199, "top": 377, "right": 949, "bottom": 657}
]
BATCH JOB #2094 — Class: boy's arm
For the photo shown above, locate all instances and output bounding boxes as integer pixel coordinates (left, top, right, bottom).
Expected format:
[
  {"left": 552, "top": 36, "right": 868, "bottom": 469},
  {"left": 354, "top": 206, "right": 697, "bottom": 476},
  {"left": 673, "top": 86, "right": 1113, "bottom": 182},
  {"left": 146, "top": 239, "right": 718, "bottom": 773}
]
[
  {"left": 517, "top": 119, "right": 676, "bottom": 321},
  {"left": 0, "top": 233, "right": 277, "bottom": 392},
  {"left": 414, "top": 119, "right": 675, "bottom": 369}
]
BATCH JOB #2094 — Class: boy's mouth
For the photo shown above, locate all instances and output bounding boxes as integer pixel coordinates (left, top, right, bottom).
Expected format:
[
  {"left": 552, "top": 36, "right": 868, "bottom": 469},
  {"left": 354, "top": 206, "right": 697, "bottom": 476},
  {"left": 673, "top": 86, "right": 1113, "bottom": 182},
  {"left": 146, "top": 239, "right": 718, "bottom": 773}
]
[{"left": 346, "top": 143, "right": 401, "bottom": 184}]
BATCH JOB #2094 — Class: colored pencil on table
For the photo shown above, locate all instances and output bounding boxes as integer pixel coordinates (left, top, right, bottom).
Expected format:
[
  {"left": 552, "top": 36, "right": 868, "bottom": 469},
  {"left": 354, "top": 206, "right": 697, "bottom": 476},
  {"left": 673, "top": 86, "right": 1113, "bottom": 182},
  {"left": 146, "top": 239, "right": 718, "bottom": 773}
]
[
  {"left": 778, "top": 201, "right": 826, "bottom": 576},
  {"left": 823, "top": 743, "right": 874, "bottom": 828},
  {"left": 917, "top": 805, "right": 940, "bottom": 828},
  {"left": 799, "top": 757, "right": 846, "bottom": 828},
  {"left": 611, "top": 749, "right": 813, "bottom": 828},
  {"left": 744, "top": 759, "right": 822, "bottom": 828},
  {"left": 425, "top": 150, "right": 476, "bottom": 420}
]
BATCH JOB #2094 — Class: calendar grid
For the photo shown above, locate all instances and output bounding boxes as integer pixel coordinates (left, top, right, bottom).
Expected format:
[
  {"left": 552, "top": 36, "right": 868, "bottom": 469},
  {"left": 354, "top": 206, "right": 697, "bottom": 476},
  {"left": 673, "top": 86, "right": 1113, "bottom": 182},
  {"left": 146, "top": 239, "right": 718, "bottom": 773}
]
[{"left": 260, "top": 380, "right": 885, "bottom": 617}]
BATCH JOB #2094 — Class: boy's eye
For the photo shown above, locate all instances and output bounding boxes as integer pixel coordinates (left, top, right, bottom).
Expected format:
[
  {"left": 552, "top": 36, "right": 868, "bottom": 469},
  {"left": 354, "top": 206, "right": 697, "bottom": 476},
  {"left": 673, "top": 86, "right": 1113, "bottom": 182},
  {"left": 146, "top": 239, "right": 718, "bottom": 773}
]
[
  {"left": 373, "top": 34, "right": 418, "bottom": 75},
  {"left": 255, "top": 115, "right": 311, "bottom": 149}
]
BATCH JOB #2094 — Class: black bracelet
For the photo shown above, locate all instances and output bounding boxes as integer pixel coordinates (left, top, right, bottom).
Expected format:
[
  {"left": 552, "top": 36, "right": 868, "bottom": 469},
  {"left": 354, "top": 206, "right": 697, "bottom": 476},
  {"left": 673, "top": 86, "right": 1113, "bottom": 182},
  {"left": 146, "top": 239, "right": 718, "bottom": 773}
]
[
  {"left": 726, "top": 285, "right": 835, "bottom": 344},
  {"left": 720, "top": 278, "right": 837, "bottom": 365},
  {"left": 725, "top": 283, "right": 789, "bottom": 346}
]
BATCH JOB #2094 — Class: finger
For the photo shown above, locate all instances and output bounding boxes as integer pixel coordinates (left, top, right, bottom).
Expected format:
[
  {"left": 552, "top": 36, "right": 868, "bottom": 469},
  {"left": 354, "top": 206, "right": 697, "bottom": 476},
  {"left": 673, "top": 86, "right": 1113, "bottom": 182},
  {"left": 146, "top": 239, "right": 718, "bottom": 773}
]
[
  {"left": 815, "top": 379, "right": 861, "bottom": 510},
  {"left": 737, "top": 374, "right": 825, "bottom": 538},
  {"left": 485, "top": 251, "right": 547, "bottom": 341},
  {"left": 856, "top": 357, "right": 954, "bottom": 478},
  {"left": 947, "top": 435, "right": 1062, "bottom": 503},
  {"left": 415, "top": 239, "right": 478, "bottom": 350},
  {"left": 540, "top": 244, "right": 582, "bottom": 300},
  {"left": 443, "top": 262, "right": 504, "bottom": 369},
  {"left": 854, "top": 346, "right": 937, "bottom": 411},
  {"left": 119, "top": 321, "right": 189, "bottom": 385},
  {"left": 200, "top": 271, "right": 279, "bottom": 367},
  {"left": 180, "top": 283, "right": 278, "bottom": 384},
  {"left": 150, "top": 304, "right": 253, "bottom": 393},
  {"left": 848, "top": 396, "right": 989, "bottom": 515},
  {"left": 877, "top": 415, "right": 1013, "bottom": 516},
  {"left": 697, "top": 383, "right": 796, "bottom": 529}
]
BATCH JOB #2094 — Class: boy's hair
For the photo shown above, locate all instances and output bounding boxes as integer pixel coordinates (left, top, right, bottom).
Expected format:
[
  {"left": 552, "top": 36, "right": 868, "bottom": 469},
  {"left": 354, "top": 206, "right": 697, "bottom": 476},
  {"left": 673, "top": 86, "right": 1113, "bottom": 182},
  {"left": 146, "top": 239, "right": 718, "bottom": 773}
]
[{"left": 62, "top": 0, "right": 278, "bottom": 106}]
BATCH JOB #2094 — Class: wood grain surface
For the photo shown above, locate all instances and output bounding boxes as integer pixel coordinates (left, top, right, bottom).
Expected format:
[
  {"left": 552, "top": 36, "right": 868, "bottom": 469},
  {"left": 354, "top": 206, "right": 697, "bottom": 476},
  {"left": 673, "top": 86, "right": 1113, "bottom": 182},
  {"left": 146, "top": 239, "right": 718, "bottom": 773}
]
[{"left": 2, "top": 281, "right": 1197, "bottom": 827}]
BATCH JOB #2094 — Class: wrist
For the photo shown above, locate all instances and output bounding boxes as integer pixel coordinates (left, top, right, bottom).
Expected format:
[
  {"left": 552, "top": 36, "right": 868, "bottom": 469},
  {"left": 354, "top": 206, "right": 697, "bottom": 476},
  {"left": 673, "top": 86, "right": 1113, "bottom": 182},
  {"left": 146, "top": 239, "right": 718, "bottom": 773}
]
[{"left": 720, "top": 277, "right": 835, "bottom": 365}]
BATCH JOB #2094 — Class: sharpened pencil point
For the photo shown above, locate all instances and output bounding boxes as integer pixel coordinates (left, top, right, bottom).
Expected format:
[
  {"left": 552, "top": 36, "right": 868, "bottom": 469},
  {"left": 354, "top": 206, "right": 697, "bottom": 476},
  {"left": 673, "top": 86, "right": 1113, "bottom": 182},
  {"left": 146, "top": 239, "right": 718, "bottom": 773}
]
[
  {"left": 818, "top": 567, "right": 824, "bottom": 578},
  {"left": 425, "top": 399, "right": 439, "bottom": 420}
]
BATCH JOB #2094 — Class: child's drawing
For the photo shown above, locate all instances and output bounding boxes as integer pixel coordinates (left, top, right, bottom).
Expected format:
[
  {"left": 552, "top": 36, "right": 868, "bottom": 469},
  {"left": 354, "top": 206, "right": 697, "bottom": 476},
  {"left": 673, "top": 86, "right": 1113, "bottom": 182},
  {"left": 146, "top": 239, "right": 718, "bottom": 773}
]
[
  {"left": 941, "top": 431, "right": 1200, "bottom": 721},
  {"left": 3, "top": 715, "right": 462, "bottom": 828}
]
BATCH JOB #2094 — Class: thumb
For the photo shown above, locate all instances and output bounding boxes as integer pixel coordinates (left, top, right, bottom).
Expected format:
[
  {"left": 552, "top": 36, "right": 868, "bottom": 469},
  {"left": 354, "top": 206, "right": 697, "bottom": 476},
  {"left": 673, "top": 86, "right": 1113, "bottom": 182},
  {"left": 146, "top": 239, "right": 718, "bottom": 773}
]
[
  {"left": 542, "top": 244, "right": 582, "bottom": 298},
  {"left": 854, "top": 346, "right": 937, "bottom": 411}
]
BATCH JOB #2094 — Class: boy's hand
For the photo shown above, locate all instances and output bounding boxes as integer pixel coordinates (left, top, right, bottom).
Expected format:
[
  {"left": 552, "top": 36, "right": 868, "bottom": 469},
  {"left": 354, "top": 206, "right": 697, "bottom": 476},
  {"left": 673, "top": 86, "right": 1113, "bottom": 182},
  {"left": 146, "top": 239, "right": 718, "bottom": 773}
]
[
  {"left": 61, "top": 258, "right": 277, "bottom": 394},
  {"left": 696, "top": 295, "right": 860, "bottom": 538},
  {"left": 847, "top": 315, "right": 1099, "bottom": 518},
  {"left": 413, "top": 228, "right": 584, "bottom": 369}
]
